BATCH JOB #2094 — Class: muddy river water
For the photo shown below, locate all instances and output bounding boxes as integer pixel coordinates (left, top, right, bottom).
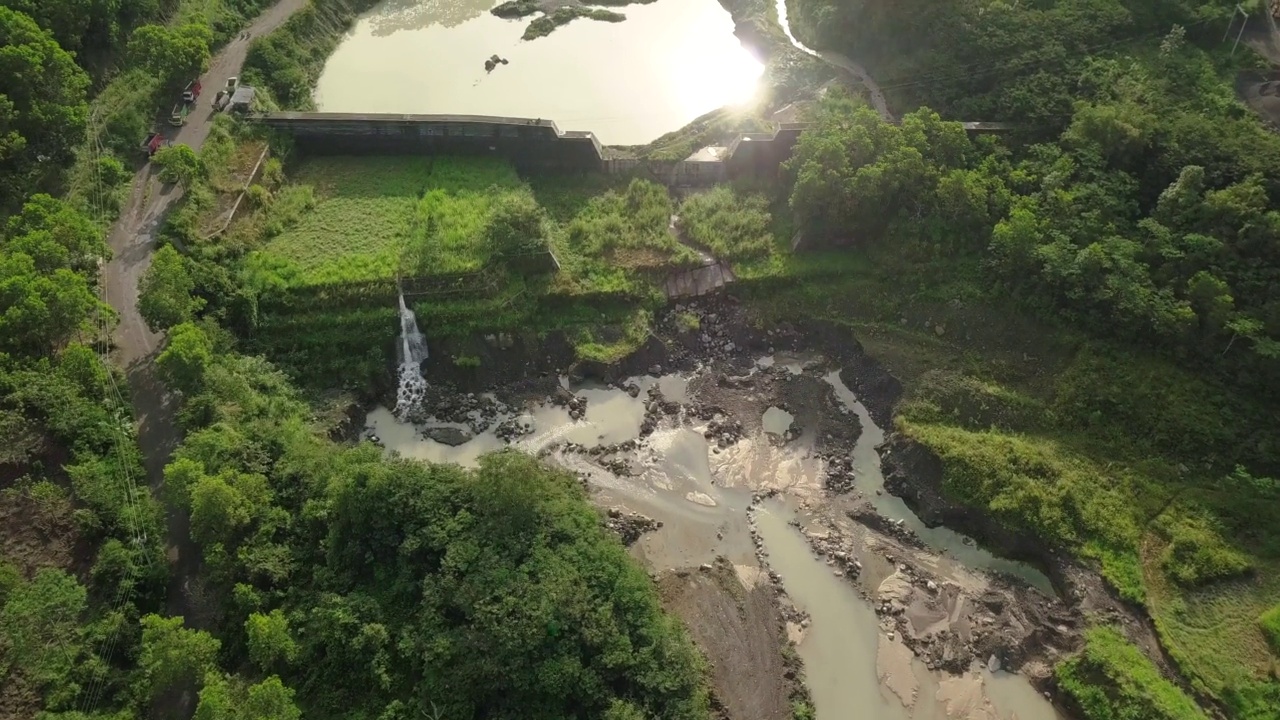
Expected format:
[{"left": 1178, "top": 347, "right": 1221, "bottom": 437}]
[
  {"left": 368, "top": 356, "right": 1069, "bottom": 720},
  {"left": 315, "top": 0, "right": 764, "bottom": 144}
]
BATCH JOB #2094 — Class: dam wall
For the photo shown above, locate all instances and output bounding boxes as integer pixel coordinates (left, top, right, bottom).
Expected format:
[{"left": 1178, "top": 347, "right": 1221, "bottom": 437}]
[
  {"left": 252, "top": 112, "right": 807, "bottom": 183},
  {"left": 256, "top": 112, "right": 606, "bottom": 173},
  {"left": 252, "top": 112, "right": 1007, "bottom": 184}
]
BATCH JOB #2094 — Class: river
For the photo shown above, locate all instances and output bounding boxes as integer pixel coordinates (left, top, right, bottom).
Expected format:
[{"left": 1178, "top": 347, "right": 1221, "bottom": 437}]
[{"left": 315, "top": 0, "right": 764, "bottom": 144}]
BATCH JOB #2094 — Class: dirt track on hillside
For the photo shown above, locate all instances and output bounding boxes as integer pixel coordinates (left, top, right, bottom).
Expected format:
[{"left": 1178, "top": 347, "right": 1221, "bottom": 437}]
[{"left": 101, "top": 0, "right": 308, "bottom": 626}]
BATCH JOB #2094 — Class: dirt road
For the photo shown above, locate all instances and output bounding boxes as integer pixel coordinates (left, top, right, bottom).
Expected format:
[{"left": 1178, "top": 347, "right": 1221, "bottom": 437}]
[
  {"left": 101, "top": 0, "right": 309, "bottom": 620},
  {"left": 770, "top": 0, "right": 895, "bottom": 121}
]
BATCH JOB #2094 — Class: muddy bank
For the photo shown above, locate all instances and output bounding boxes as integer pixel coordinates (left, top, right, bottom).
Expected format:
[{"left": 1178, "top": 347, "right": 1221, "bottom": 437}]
[{"left": 657, "top": 559, "right": 807, "bottom": 720}]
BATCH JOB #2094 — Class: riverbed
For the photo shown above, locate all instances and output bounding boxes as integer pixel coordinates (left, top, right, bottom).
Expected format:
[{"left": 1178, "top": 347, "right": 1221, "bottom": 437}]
[
  {"left": 368, "top": 301, "right": 1074, "bottom": 719},
  {"left": 315, "top": 0, "right": 764, "bottom": 144}
]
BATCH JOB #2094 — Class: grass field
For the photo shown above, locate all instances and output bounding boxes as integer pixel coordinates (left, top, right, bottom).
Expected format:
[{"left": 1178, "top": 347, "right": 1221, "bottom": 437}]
[
  {"left": 251, "top": 156, "right": 525, "bottom": 286},
  {"left": 246, "top": 157, "right": 778, "bottom": 297}
]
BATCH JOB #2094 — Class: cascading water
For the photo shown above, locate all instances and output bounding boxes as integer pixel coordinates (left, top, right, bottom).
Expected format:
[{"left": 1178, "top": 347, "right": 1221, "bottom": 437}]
[{"left": 394, "top": 290, "right": 429, "bottom": 420}]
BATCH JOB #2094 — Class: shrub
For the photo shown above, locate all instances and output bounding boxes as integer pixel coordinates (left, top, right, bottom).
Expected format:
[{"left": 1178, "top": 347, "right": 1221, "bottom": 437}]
[
  {"left": 246, "top": 183, "right": 271, "bottom": 209},
  {"left": 1260, "top": 604, "right": 1280, "bottom": 655},
  {"left": 262, "top": 157, "right": 284, "bottom": 188}
]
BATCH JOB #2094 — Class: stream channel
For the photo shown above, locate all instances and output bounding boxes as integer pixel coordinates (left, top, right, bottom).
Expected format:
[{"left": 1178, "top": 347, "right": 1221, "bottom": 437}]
[{"left": 368, "top": 355, "right": 1069, "bottom": 720}]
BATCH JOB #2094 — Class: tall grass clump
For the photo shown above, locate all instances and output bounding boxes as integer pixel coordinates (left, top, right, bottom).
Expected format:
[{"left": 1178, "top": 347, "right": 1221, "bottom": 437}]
[
  {"left": 1261, "top": 605, "right": 1280, "bottom": 655},
  {"left": 565, "top": 179, "right": 696, "bottom": 269},
  {"left": 678, "top": 187, "right": 774, "bottom": 263}
]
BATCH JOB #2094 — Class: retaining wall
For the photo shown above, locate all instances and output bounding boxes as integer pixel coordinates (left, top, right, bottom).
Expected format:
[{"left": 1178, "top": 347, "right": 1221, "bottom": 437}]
[{"left": 251, "top": 112, "right": 807, "bottom": 183}]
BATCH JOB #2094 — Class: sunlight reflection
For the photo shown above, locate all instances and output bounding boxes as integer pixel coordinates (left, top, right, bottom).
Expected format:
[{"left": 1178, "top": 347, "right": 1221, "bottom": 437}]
[{"left": 315, "top": 0, "right": 764, "bottom": 144}]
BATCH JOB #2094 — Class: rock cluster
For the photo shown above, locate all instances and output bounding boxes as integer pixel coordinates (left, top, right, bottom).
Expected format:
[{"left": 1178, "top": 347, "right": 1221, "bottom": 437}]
[
  {"left": 413, "top": 389, "right": 508, "bottom": 434},
  {"left": 494, "top": 414, "right": 534, "bottom": 442},
  {"left": 422, "top": 426, "right": 472, "bottom": 446},
  {"left": 602, "top": 457, "right": 633, "bottom": 476},
  {"left": 550, "top": 389, "right": 587, "bottom": 420},
  {"left": 822, "top": 452, "right": 857, "bottom": 493},
  {"left": 804, "top": 530, "right": 864, "bottom": 582},
  {"left": 604, "top": 507, "right": 659, "bottom": 546},
  {"left": 846, "top": 504, "right": 925, "bottom": 548}
]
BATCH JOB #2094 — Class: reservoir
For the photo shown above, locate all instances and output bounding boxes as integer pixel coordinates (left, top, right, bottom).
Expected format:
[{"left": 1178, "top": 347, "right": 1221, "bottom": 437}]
[{"left": 314, "top": 0, "right": 765, "bottom": 144}]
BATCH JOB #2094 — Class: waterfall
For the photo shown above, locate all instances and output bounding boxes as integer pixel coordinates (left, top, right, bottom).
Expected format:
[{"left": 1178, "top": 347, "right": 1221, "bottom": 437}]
[{"left": 394, "top": 290, "right": 429, "bottom": 420}]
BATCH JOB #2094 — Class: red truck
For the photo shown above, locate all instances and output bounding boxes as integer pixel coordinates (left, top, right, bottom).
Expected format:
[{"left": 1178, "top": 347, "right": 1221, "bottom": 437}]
[
  {"left": 182, "top": 80, "right": 202, "bottom": 104},
  {"left": 142, "top": 132, "right": 167, "bottom": 157}
]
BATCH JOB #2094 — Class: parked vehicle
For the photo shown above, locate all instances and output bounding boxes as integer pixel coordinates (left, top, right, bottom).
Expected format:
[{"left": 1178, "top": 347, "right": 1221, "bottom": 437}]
[
  {"left": 182, "top": 80, "right": 202, "bottom": 103},
  {"left": 169, "top": 103, "right": 189, "bottom": 127},
  {"left": 141, "top": 132, "right": 166, "bottom": 157},
  {"left": 224, "top": 76, "right": 239, "bottom": 94}
]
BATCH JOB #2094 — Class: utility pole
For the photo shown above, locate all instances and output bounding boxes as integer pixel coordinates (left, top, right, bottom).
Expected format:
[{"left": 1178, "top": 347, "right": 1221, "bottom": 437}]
[
  {"left": 1233, "top": 4, "right": 1250, "bottom": 55},
  {"left": 1225, "top": 4, "right": 1249, "bottom": 55}
]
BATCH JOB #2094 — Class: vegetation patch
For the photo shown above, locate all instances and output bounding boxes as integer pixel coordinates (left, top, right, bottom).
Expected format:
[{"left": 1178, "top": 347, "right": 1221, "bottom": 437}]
[
  {"left": 565, "top": 178, "right": 695, "bottom": 270},
  {"left": 246, "top": 156, "right": 525, "bottom": 288},
  {"left": 568, "top": 308, "right": 654, "bottom": 364},
  {"left": 1261, "top": 604, "right": 1280, "bottom": 655},
  {"left": 1056, "top": 626, "right": 1207, "bottom": 720},
  {"left": 678, "top": 186, "right": 775, "bottom": 264}
]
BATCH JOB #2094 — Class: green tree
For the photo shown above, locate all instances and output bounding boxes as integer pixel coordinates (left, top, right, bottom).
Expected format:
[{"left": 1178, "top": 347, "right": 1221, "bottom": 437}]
[
  {"left": 245, "top": 610, "right": 298, "bottom": 670},
  {"left": 0, "top": 568, "right": 86, "bottom": 694},
  {"left": 139, "top": 245, "right": 204, "bottom": 331},
  {"left": 0, "top": 251, "right": 99, "bottom": 356},
  {"left": 0, "top": 7, "right": 90, "bottom": 204},
  {"left": 138, "top": 614, "right": 220, "bottom": 698},
  {"left": 152, "top": 143, "right": 204, "bottom": 186},
  {"left": 245, "top": 676, "right": 302, "bottom": 720},
  {"left": 156, "top": 322, "right": 213, "bottom": 394},
  {"left": 127, "top": 23, "right": 212, "bottom": 88},
  {"left": 0, "top": 0, "right": 91, "bottom": 50},
  {"left": 6, "top": 194, "right": 107, "bottom": 272},
  {"left": 189, "top": 473, "right": 252, "bottom": 547},
  {"left": 163, "top": 456, "right": 207, "bottom": 506},
  {"left": 193, "top": 672, "right": 239, "bottom": 720}
]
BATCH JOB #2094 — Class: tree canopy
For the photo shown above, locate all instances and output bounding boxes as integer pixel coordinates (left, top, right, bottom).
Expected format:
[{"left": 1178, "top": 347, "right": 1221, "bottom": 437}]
[
  {"left": 0, "top": 7, "right": 89, "bottom": 203},
  {"left": 153, "top": 347, "right": 711, "bottom": 720},
  {"left": 127, "top": 23, "right": 213, "bottom": 89}
]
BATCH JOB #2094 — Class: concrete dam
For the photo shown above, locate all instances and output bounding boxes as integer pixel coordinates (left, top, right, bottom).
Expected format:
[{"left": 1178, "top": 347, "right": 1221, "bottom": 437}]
[
  {"left": 251, "top": 111, "right": 1014, "bottom": 186},
  {"left": 251, "top": 111, "right": 810, "bottom": 185}
]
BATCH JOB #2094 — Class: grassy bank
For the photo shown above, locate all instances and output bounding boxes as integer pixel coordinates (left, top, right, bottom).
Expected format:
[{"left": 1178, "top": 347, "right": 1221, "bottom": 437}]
[
  {"left": 1057, "top": 627, "right": 1208, "bottom": 720},
  {"left": 242, "top": 0, "right": 384, "bottom": 109}
]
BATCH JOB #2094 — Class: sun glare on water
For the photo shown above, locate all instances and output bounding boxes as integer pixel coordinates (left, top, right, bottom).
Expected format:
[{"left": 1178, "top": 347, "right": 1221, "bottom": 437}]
[{"left": 316, "top": 0, "right": 766, "bottom": 144}]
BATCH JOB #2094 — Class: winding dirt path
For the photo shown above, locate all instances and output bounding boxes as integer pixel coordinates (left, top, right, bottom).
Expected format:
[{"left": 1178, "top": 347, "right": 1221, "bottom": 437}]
[
  {"left": 102, "top": 0, "right": 308, "bottom": 622},
  {"left": 772, "top": 0, "right": 895, "bottom": 122}
]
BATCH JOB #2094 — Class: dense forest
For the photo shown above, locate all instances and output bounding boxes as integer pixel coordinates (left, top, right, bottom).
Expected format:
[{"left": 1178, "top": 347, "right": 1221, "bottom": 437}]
[{"left": 782, "top": 0, "right": 1280, "bottom": 717}]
